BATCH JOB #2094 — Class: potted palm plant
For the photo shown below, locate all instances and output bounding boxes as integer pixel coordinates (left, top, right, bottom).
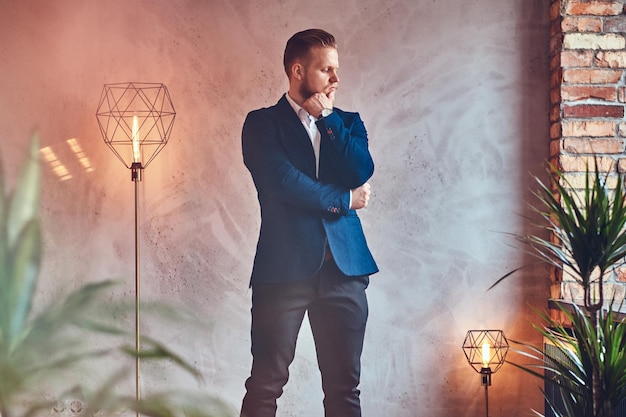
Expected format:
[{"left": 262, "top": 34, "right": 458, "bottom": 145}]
[
  {"left": 0, "top": 134, "right": 234, "bottom": 417},
  {"left": 494, "top": 160, "right": 626, "bottom": 417}
]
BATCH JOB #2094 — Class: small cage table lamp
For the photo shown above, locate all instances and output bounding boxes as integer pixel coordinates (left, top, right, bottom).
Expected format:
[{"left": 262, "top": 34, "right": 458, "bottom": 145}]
[{"left": 462, "top": 329, "right": 509, "bottom": 417}]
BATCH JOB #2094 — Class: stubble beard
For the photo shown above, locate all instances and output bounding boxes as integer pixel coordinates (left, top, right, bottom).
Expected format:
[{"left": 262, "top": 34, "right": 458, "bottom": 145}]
[
  {"left": 299, "top": 82, "right": 316, "bottom": 100},
  {"left": 299, "top": 72, "right": 327, "bottom": 100}
]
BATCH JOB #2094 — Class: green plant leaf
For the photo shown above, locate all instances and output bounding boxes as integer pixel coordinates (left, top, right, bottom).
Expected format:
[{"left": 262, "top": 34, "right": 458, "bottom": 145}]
[
  {"left": 7, "top": 133, "right": 40, "bottom": 248},
  {"left": 6, "top": 219, "right": 41, "bottom": 351},
  {"left": 121, "top": 335, "right": 202, "bottom": 381},
  {"left": 0, "top": 144, "right": 6, "bottom": 287}
]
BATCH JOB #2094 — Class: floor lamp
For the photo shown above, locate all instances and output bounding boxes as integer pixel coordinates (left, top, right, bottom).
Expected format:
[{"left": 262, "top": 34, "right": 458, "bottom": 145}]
[
  {"left": 462, "top": 330, "right": 509, "bottom": 417},
  {"left": 96, "top": 82, "right": 176, "bottom": 408}
]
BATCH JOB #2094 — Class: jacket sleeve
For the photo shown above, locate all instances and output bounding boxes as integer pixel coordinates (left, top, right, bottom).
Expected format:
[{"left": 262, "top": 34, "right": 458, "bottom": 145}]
[
  {"left": 316, "top": 110, "right": 374, "bottom": 189},
  {"left": 242, "top": 110, "right": 352, "bottom": 216}
]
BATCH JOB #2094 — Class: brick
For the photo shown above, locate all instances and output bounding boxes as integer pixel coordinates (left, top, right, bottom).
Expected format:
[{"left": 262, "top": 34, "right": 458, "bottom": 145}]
[
  {"left": 551, "top": 70, "right": 562, "bottom": 88},
  {"left": 617, "top": 267, "right": 626, "bottom": 282},
  {"left": 563, "top": 170, "right": 619, "bottom": 188},
  {"left": 551, "top": 18, "right": 563, "bottom": 38},
  {"left": 550, "top": 139, "right": 562, "bottom": 156},
  {"left": 552, "top": 87, "right": 562, "bottom": 104},
  {"left": 561, "top": 85, "right": 617, "bottom": 101},
  {"left": 618, "top": 158, "right": 626, "bottom": 173},
  {"left": 562, "top": 172, "right": 619, "bottom": 188},
  {"left": 562, "top": 16, "right": 603, "bottom": 32},
  {"left": 551, "top": 121, "right": 563, "bottom": 139},
  {"left": 550, "top": 54, "right": 560, "bottom": 73},
  {"left": 562, "top": 120, "right": 616, "bottom": 136},
  {"left": 550, "top": 33, "right": 564, "bottom": 56},
  {"left": 564, "top": 33, "right": 626, "bottom": 50},
  {"left": 563, "top": 104, "right": 625, "bottom": 118},
  {"left": 595, "top": 51, "right": 626, "bottom": 68},
  {"left": 551, "top": 104, "right": 561, "bottom": 122},
  {"left": 620, "top": 87, "right": 626, "bottom": 102},
  {"left": 563, "top": 68, "right": 623, "bottom": 83},
  {"left": 565, "top": 2, "right": 624, "bottom": 16},
  {"left": 560, "top": 154, "right": 615, "bottom": 172},
  {"left": 605, "top": 16, "right": 626, "bottom": 33},
  {"left": 550, "top": 1, "right": 562, "bottom": 21},
  {"left": 620, "top": 123, "right": 626, "bottom": 137},
  {"left": 563, "top": 137, "right": 624, "bottom": 153},
  {"left": 561, "top": 50, "right": 594, "bottom": 67}
]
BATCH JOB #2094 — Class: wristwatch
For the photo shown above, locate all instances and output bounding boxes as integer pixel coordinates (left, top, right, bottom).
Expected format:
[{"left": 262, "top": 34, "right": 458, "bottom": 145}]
[{"left": 319, "top": 108, "right": 333, "bottom": 119}]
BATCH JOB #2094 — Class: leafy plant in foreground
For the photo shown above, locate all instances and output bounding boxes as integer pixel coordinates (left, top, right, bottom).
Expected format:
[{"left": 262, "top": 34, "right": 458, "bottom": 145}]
[{"left": 0, "top": 134, "right": 234, "bottom": 417}]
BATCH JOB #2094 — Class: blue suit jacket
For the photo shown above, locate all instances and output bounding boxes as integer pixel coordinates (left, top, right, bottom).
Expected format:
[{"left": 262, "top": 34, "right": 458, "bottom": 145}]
[{"left": 242, "top": 94, "right": 378, "bottom": 285}]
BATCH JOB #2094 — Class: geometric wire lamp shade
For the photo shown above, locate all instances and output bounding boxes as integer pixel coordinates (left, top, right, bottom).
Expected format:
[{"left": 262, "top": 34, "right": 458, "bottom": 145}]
[
  {"left": 96, "top": 82, "right": 176, "bottom": 169},
  {"left": 463, "top": 329, "right": 509, "bottom": 417},
  {"left": 462, "top": 329, "right": 509, "bottom": 374}
]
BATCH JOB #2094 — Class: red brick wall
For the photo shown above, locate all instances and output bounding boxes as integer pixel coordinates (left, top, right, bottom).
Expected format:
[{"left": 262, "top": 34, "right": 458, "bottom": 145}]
[{"left": 550, "top": 0, "right": 626, "bottom": 301}]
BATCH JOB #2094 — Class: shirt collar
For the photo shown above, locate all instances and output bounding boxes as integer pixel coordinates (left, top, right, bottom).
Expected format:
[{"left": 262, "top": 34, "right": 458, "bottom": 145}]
[{"left": 285, "top": 93, "right": 310, "bottom": 118}]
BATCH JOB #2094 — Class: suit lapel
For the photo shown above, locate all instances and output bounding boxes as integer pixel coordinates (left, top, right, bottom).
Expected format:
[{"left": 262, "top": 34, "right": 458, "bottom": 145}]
[{"left": 274, "top": 95, "right": 317, "bottom": 178}]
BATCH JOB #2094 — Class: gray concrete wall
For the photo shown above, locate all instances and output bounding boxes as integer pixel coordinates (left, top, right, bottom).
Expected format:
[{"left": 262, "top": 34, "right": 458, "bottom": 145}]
[{"left": 0, "top": 1, "right": 550, "bottom": 416}]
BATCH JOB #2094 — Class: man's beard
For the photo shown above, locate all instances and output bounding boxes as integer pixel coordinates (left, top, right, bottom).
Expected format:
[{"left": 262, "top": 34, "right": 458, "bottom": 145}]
[{"left": 299, "top": 77, "right": 320, "bottom": 100}]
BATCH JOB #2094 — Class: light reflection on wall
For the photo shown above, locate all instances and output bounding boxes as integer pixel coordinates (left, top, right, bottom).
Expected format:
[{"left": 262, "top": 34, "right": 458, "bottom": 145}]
[
  {"left": 40, "top": 146, "right": 72, "bottom": 181},
  {"left": 40, "top": 138, "right": 95, "bottom": 181},
  {"left": 66, "top": 138, "right": 94, "bottom": 173}
]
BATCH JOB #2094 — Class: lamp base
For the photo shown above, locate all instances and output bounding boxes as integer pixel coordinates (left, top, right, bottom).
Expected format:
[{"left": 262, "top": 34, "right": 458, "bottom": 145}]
[
  {"left": 131, "top": 162, "right": 143, "bottom": 182},
  {"left": 480, "top": 367, "right": 492, "bottom": 386}
]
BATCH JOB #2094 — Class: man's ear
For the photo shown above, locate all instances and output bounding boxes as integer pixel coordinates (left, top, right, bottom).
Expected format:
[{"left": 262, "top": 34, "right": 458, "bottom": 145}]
[{"left": 292, "top": 63, "right": 303, "bottom": 80}]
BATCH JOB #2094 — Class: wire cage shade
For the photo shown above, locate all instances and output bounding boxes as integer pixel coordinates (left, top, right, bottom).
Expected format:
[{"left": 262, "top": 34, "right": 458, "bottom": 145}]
[
  {"left": 462, "top": 330, "right": 509, "bottom": 373},
  {"left": 96, "top": 82, "right": 175, "bottom": 169}
]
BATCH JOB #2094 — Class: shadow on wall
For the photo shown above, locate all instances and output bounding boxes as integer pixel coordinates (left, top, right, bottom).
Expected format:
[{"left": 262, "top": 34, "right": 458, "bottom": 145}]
[{"left": 446, "top": 0, "right": 551, "bottom": 415}]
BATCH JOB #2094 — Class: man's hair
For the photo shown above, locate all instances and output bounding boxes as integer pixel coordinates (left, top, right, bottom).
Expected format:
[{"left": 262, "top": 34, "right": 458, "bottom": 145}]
[{"left": 283, "top": 29, "right": 337, "bottom": 77}]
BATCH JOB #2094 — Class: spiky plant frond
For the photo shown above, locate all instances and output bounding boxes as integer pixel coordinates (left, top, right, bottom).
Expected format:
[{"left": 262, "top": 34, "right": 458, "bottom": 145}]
[
  {"left": 511, "top": 302, "right": 626, "bottom": 417},
  {"left": 496, "top": 160, "right": 626, "bottom": 417},
  {"left": 524, "top": 163, "right": 626, "bottom": 312}
]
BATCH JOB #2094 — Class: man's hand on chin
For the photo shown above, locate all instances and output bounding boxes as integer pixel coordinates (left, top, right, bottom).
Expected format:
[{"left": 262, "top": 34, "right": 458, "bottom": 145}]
[{"left": 302, "top": 92, "right": 334, "bottom": 119}]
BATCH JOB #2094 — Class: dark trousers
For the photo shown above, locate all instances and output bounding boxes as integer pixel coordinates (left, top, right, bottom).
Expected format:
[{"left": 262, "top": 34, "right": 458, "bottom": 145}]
[{"left": 240, "top": 260, "right": 369, "bottom": 417}]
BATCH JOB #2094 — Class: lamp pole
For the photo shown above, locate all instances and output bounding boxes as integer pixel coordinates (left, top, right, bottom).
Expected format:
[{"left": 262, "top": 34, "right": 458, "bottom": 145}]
[
  {"left": 481, "top": 367, "right": 492, "bottom": 417},
  {"left": 132, "top": 161, "right": 142, "bottom": 404}
]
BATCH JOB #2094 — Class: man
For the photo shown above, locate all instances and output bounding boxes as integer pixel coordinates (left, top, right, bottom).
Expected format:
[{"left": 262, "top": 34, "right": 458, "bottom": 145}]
[{"left": 240, "top": 28, "right": 378, "bottom": 417}]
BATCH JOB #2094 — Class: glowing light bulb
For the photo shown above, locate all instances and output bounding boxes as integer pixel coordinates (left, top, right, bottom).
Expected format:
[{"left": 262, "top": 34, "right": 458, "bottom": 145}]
[
  {"left": 482, "top": 342, "right": 491, "bottom": 368},
  {"left": 132, "top": 115, "right": 141, "bottom": 163}
]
